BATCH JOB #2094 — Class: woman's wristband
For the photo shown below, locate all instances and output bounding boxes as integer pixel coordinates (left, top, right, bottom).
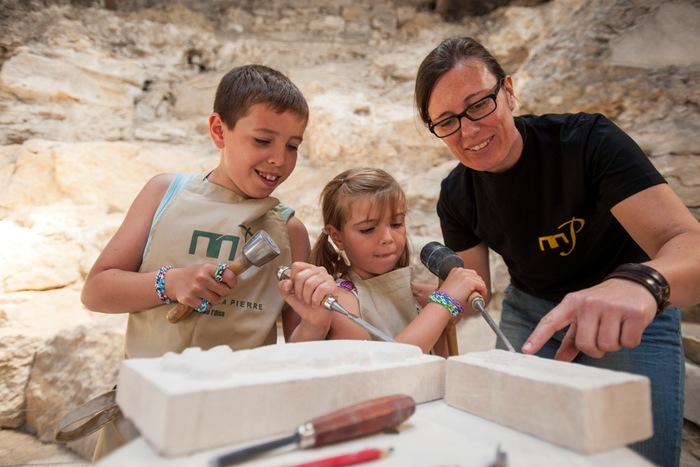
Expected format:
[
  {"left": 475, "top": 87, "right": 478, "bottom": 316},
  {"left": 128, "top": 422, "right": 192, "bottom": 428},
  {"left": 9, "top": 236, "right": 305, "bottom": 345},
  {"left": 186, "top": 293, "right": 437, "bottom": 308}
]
[
  {"left": 155, "top": 266, "right": 177, "bottom": 304},
  {"left": 427, "top": 289, "right": 464, "bottom": 317},
  {"left": 604, "top": 263, "right": 670, "bottom": 316}
]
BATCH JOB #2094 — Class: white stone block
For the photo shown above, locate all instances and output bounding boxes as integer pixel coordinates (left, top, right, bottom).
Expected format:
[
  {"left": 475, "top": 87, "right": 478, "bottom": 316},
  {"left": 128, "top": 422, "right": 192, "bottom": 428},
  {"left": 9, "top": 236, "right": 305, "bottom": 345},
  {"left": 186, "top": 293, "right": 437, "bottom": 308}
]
[
  {"left": 445, "top": 349, "right": 652, "bottom": 454},
  {"left": 116, "top": 341, "right": 444, "bottom": 457}
]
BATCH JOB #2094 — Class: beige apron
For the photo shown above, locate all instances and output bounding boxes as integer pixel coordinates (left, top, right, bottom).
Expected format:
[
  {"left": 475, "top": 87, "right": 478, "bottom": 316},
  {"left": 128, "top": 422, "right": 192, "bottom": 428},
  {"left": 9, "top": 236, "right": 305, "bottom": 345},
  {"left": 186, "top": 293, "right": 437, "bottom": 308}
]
[
  {"left": 126, "top": 175, "right": 292, "bottom": 358},
  {"left": 347, "top": 267, "right": 420, "bottom": 339},
  {"left": 91, "top": 175, "right": 293, "bottom": 461}
]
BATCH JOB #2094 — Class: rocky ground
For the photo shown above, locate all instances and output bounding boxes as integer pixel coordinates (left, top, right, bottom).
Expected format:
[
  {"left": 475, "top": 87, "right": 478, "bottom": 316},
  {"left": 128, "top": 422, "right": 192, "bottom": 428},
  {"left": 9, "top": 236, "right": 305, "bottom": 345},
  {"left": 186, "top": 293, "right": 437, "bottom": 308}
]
[{"left": 0, "top": 430, "right": 87, "bottom": 466}]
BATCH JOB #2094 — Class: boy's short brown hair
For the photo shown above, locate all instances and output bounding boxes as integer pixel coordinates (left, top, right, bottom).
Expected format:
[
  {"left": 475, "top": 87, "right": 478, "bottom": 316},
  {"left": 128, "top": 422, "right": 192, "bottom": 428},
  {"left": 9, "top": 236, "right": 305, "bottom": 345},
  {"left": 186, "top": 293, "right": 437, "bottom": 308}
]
[{"left": 213, "top": 64, "right": 309, "bottom": 129}]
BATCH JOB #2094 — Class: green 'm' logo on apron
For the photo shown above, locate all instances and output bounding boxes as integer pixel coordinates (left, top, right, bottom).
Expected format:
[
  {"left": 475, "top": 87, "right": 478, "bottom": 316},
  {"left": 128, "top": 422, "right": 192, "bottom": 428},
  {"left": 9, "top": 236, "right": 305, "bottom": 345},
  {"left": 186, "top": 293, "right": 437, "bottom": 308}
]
[{"left": 189, "top": 230, "right": 240, "bottom": 261}]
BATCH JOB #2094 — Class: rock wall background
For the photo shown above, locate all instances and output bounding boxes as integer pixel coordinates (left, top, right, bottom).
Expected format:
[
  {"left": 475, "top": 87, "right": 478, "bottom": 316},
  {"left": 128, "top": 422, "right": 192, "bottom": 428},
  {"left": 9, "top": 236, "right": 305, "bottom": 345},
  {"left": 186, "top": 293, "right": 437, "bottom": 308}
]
[{"left": 1, "top": 0, "right": 699, "bottom": 463}]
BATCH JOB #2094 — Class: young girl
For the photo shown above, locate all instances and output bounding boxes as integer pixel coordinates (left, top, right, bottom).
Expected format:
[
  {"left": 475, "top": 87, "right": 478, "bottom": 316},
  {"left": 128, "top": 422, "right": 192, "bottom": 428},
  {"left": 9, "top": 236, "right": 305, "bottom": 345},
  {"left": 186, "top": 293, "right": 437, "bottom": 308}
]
[{"left": 280, "top": 167, "right": 487, "bottom": 355}]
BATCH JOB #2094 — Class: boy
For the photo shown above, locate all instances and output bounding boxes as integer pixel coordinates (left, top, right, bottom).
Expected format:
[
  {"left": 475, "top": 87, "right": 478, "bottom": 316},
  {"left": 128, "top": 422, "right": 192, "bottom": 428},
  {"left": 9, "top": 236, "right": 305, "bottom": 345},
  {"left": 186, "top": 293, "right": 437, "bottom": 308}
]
[{"left": 79, "top": 64, "right": 335, "bottom": 459}]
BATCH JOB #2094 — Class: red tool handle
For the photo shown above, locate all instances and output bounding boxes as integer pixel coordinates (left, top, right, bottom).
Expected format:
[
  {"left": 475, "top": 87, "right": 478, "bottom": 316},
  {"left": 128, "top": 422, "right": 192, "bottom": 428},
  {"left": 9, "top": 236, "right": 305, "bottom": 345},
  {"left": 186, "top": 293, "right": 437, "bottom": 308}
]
[
  {"left": 309, "top": 394, "right": 415, "bottom": 448},
  {"left": 166, "top": 256, "right": 251, "bottom": 323}
]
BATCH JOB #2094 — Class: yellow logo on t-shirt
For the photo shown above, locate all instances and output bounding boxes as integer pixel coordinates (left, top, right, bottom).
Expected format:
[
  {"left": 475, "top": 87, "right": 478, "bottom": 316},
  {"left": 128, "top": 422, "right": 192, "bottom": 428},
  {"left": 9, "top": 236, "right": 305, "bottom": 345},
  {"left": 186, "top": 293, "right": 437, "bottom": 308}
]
[{"left": 537, "top": 217, "right": 585, "bottom": 256}]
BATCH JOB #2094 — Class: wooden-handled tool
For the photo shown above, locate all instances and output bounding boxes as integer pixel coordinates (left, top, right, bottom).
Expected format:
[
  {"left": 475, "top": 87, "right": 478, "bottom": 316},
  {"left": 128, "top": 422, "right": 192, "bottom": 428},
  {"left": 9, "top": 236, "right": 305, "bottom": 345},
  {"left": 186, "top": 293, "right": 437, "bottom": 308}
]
[
  {"left": 469, "top": 290, "right": 516, "bottom": 353},
  {"left": 209, "top": 394, "right": 416, "bottom": 467},
  {"left": 166, "top": 230, "right": 280, "bottom": 323},
  {"left": 420, "top": 241, "right": 465, "bottom": 356},
  {"left": 420, "top": 241, "right": 516, "bottom": 354},
  {"left": 276, "top": 266, "right": 397, "bottom": 343}
]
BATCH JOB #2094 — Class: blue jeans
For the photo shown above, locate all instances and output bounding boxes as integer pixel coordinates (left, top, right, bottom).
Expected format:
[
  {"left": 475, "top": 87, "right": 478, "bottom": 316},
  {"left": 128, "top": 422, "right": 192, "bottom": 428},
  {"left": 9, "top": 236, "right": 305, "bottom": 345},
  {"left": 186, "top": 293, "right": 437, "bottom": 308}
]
[{"left": 498, "top": 285, "right": 684, "bottom": 467}]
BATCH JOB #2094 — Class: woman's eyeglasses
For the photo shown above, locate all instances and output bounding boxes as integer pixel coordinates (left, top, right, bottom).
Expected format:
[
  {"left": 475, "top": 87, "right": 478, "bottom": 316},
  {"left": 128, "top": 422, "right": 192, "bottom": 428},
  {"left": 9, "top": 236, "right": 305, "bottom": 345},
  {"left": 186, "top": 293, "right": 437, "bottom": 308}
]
[{"left": 429, "top": 78, "right": 504, "bottom": 138}]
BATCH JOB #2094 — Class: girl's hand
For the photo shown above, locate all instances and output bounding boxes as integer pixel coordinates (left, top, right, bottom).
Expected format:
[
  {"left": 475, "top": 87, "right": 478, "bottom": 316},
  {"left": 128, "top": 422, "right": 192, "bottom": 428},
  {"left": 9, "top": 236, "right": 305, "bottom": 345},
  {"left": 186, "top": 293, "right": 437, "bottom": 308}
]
[
  {"left": 278, "top": 262, "right": 335, "bottom": 331},
  {"left": 439, "top": 267, "right": 488, "bottom": 317}
]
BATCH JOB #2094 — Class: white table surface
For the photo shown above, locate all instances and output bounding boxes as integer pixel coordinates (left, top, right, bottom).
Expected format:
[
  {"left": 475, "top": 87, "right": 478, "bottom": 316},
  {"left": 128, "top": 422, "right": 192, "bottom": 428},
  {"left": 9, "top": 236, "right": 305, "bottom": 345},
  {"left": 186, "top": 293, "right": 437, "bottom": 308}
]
[{"left": 97, "top": 399, "right": 652, "bottom": 467}]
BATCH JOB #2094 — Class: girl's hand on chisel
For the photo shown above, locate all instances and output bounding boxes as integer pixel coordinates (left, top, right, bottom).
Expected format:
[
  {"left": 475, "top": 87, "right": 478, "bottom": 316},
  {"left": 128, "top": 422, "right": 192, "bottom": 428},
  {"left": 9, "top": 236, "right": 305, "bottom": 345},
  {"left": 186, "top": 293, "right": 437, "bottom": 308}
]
[{"left": 279, "top": 262, "right": 336, "bottom": 337}]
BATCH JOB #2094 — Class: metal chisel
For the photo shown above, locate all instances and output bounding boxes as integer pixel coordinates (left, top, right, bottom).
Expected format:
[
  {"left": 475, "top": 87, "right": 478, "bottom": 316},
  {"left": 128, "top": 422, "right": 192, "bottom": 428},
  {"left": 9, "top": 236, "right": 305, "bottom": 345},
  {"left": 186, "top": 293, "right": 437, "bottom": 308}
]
[
  {"left": 209, "top": 394, "right": 415, "bottom": 466},
  {"left": 420, "top": 241, "right": 517, "bottom": 353},
  {"left": 276, "top": 266, "right": 397, "bottom": 343}
]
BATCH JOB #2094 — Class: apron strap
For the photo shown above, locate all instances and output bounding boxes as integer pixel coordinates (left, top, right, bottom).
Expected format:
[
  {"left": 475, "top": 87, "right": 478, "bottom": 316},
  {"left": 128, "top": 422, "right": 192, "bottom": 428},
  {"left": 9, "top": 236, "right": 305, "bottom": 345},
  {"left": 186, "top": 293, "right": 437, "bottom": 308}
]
[{"left": 55, "top": 389, "right": 122, "bottom": 442}]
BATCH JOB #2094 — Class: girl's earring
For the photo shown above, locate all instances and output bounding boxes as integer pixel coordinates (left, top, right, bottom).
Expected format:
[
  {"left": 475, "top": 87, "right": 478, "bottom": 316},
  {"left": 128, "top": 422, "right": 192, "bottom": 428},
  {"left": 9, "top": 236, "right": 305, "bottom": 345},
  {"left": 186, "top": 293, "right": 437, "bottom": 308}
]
[
  {"left": 338, "top": 249, "right": 351, "bottom": 266},
  {"left": 326, "top": 230, "right": 349, "bottom": 266}
]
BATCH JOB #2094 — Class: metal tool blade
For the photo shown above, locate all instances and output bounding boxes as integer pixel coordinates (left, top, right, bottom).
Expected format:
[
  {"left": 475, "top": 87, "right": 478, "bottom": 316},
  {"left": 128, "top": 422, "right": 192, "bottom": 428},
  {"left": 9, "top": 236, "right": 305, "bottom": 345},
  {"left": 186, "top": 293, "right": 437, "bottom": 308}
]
[
  {"left": 419, "top": 242, "right": 516, "bottom": 353},
  {"left": 322, "top": 296, "right": 397, "bottom": 343},
  {"left": 489, "top": 444, "right": 509, "bottom": 467},
  {"left": 274, "top": 266, "right": 396, "bottom": 343},
  {"left": 470, "top": 296, "right": 516, "bottom": 353},
  {"left": 210, "top": 395, "right": 415, "bottom": 467},
  {"left": 210, "top": 432, "right": 299, "bottom": 467}
]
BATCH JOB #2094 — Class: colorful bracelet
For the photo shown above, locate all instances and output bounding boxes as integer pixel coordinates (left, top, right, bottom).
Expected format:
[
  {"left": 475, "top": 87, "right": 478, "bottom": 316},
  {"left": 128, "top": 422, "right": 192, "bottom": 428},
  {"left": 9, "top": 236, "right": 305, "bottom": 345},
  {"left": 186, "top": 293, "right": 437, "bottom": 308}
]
[
  {"left": 214, "top": 263, "right": 227, "bottom": 283},
  {"left": 337, "top": 280, "right": 356, "bottom": 293},
  {"left": 155, "top": 266, "right": 177, "bottom": 304},
  {"left": 427, "top": 289, "right": 464, "bottom": 317}
]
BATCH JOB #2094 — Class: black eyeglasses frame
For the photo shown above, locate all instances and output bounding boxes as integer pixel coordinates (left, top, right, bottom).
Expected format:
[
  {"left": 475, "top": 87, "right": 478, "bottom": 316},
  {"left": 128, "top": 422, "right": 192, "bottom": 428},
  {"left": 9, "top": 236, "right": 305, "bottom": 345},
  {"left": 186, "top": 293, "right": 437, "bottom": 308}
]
[{"left": 428, "top": 78, "right": 505, "bottom": 138}]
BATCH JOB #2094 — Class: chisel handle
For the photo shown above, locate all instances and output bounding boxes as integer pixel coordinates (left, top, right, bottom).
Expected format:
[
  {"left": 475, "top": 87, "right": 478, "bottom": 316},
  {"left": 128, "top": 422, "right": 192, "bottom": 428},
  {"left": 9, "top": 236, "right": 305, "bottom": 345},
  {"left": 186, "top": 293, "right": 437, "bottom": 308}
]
[
  {"left": 468, "top": 290, "right": 485, "bottom": 307},
  {"left": 166, "top": 256, "right": 252, "bottom": 323},
  {"left": 305, "top": 394, "right": 415, "bottom": 448},
  {"left": 468, "top": 292, "right": 517, "bottom": 353}
]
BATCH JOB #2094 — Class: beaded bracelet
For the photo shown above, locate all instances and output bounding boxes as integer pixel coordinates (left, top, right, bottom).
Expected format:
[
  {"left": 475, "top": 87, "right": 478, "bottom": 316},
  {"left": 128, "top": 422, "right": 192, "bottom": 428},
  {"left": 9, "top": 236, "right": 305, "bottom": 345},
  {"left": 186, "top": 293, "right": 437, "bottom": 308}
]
[
  {"left": 604, "top": 263, "right": 670, "bottom": 316},
  {"left": 155, "top": 266, "right": 177, "bottom": 304},
  {"left": 427, "top": 289, "right": 464, "bottom": 317},
  {"left": 337, "top": 280, "right": 357, "bottom": 293}
]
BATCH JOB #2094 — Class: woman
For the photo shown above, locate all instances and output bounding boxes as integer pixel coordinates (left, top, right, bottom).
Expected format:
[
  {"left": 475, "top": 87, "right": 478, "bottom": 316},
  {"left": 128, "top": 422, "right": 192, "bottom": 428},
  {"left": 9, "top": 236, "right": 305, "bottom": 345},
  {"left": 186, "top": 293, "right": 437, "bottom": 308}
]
[{"left": 414, "top": 36, "right": 700, "bottom": 466}]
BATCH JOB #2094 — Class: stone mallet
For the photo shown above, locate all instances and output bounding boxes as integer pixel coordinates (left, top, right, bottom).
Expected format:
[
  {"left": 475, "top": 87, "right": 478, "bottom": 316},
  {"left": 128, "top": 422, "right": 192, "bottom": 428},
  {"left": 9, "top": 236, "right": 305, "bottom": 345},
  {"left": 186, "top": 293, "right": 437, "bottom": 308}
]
[
  {"left": 420, "top": 241, "right": 516, "bottom": 352},
  {"left": 166, "top": 230, "right": 280, "bottom": 323}
]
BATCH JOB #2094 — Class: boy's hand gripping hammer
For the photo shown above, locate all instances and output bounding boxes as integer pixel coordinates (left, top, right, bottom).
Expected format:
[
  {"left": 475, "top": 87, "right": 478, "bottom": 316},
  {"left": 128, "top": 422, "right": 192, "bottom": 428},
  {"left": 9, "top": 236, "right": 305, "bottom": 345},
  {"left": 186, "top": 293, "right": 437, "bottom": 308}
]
[{"left": 167, "top": 230, "right": 280, "bottom": 323}]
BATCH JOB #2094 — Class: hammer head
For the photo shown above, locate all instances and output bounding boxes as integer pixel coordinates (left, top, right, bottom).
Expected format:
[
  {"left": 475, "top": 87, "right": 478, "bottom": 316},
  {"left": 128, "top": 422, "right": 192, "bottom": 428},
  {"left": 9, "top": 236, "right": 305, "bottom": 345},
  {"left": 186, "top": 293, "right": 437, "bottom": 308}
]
[
  {"left": 242, "top": 230, "right": 280, "bottom": 266},
  {"left": 420, "top": 241, "right": 464, "bottom": 281}
]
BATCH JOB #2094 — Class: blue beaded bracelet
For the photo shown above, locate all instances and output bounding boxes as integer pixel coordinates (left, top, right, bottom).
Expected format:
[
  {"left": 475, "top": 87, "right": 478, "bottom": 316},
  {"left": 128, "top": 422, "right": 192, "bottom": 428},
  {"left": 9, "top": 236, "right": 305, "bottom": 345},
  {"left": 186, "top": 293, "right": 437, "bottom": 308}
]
[
  {"left": 427, "top": 289, "right": 464, "bottom": 317},
  {"left": 155, "top": 266, "right": 176, "bottom": 304}
]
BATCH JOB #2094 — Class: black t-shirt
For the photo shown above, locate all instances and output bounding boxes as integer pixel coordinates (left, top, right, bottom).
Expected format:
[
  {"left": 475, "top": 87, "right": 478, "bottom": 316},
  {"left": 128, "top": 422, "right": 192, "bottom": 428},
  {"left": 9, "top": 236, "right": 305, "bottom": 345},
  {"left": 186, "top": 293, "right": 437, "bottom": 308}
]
[{"left": 437, "top": 113, "right": 666, "bottom": 302}]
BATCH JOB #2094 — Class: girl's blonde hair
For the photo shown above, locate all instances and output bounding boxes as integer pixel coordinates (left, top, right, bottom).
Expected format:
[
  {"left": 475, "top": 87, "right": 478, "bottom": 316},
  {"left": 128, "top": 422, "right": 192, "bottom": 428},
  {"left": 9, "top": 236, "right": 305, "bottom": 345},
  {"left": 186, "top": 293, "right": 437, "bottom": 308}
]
[{"left": 311, "top": 167, "right": 411, "bottom": 278}]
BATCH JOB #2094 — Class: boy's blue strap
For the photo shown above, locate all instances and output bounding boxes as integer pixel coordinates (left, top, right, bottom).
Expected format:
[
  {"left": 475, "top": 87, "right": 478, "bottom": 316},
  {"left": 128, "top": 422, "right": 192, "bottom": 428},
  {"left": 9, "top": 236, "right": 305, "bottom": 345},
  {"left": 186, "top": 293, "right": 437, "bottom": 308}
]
[{"left": 144, "top": 173, "right": 196, "bottom": 259}]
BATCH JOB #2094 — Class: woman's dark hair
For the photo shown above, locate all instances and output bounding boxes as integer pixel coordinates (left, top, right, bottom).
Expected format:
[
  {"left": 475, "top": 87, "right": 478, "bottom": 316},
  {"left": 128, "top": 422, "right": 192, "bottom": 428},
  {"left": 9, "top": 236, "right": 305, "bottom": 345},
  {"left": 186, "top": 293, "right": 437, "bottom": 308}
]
[{"left": 415, "top": 36, "right": 506, "bottom": 126}]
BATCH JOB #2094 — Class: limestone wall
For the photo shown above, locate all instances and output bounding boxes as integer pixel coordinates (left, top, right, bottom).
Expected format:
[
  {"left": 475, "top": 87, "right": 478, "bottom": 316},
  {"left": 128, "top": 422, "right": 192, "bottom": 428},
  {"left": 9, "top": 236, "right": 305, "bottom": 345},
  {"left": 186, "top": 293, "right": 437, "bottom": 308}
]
[{"left": 0, "top": 0, "right": 698, "bottom": 460}]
